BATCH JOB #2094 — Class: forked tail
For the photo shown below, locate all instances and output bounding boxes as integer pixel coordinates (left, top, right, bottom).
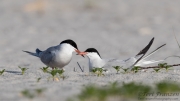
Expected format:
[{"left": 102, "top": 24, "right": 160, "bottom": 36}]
[
  {"left": 131, "top": 37, "right": 154, "bottom": 67},
  {"left": 23, "top": 48, "right": 42, "bottom": 57},
  {"left": 134, "top": 42, "right": 166, "bottom": 66}
]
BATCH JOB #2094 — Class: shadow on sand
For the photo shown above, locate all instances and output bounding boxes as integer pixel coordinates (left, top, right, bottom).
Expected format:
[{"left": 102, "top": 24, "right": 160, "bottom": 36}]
[{"left": 5, "top": 70, "right": 22, "bottom": 75}]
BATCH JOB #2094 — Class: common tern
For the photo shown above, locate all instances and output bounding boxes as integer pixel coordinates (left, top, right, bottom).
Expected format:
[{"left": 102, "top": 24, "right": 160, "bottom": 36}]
[
  {"left": 23, "top": 39, "right": 83, "bottom": 69},
  {"left": 78, "top": 38, "right": 166, "bottom": 71}
]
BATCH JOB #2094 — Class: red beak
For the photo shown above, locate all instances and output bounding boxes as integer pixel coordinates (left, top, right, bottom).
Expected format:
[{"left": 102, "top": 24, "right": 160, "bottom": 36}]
[
  {"left": 77, "top": 52, "right": 88, "bottom": 55},
  {"left": 75, "top": 49, "right": 85, "bottom": 57}
]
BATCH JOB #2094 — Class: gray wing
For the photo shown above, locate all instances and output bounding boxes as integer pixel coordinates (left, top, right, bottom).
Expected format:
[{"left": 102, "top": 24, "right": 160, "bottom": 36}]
[
  {"left": 103, "top": 37, "right": 154, "bottom": 69},
  {"left": 39, "top": 47, "right": 56, "bottom": 66},
  {"left": 136, "top": 60, "right": 164, "bottom": 66},
  {"left": 103, "top": 58, "right": 136, "bottom": 69}
]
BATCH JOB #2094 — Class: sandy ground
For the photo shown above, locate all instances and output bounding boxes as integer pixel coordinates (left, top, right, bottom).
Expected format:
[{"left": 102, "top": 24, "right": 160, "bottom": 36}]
[{"left": 1, "top": 0, "right": 180, "bottom": 101}]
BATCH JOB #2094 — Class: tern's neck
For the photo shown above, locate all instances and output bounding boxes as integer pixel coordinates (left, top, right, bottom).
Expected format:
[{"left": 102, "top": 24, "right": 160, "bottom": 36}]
[
  {"left": 86, "top": 53, "right": 105, "bottom": 71},
  {"left": 59, "top": 44, "right": 74, "bottom": 54}
]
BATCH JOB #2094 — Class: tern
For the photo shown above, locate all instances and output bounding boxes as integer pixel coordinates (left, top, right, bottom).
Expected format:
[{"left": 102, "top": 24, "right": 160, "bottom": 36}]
[
  {"left": 23, "top": 39, "right": 83, "bottom": 69},
  {"left": 78, "top": 38, "right": 166, "bottom": 71}
]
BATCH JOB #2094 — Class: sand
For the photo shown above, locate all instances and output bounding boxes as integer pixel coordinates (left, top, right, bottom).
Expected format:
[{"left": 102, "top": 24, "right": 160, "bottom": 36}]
[{"left": 0, "top": 0, "right": 180, "bottom": 101}]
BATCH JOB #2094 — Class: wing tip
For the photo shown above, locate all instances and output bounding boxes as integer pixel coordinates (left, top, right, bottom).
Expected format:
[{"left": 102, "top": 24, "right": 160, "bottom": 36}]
[{"left": 136, "top": 37, "right": 154, "bottom": 56}]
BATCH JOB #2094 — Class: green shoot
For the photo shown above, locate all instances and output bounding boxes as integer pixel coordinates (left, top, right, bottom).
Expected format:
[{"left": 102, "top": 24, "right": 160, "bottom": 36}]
[
  {"left": 121, "top": 82, "right": 151, "bottom": 99},
  {"left": 47, "top": 68, "right": 65, "bottom": 81},
  {"left": 57, "top": 69, "right": 65, "bottom": 77},
  {"left": 131, "top": 66, "right": 140, "bottom": 73},
  {"left": 158, "top": 63, "right": 167, "bottom": 68},
  {"left": 35, "top": 88, "right": 46, "bottom": 95},
  {"left": 57, "top": 69, "right": 67, "bottom": 80},
  {"left": 154, "top": 68, "right": 160, "bottom": 73},
  {"left": 122, "top": 68, "right": 129, "bottom": 73},
  {"left": 21, "top": 88, "right": 46, "bottom": 99},
  {"left": 113, "top": 66, "right": 122, "bottom": 74},
  {"left": 164, "top": 66, "right": 171, "bottom": 71},
  {"left": 92, "top": 67, "right": 104, "bottom": 76},
  {"left": 21, "top": 89, "right": 35, "bottom": 99},
  {"left": 0, "top": 69, "right": 5, "bottom": 75},
  {"left": 48, "top": 69, "right": 58, "bottom": 81},
  {"left": 70, "top": 82, "right": 151, "bottom": 101},
  {"left": 158, "top": 63, "right": 171, "bottom": 72},
  {"left": 18, "top": 66, "right": 28, "bottom": 75},
  {"left": 40, "top": 67, "right": 49, "bottom": 73},
  {"left": 69, "top": 81, "right": 180, "bottom": 101},
  {"left": 156, "top": 81, "right": 180, "bottom": 93},
  {"left": 37, "top": 77, "right": 41, "bottom": 82}
]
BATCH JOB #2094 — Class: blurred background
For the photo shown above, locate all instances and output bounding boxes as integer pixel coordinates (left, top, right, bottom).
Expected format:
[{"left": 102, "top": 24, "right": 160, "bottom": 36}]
[
  {"left": 1, "top": 0, "right": 180, "bottom": 101},
  {"left": 0, "top": 0, "right": 180, "bottom": 70}
]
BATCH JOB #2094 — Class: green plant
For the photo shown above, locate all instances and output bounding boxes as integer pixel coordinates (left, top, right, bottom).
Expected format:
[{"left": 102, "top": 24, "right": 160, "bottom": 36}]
[
  {"left": 57, "top": 69, "right": 65, "bottom": 77},
  {"left": 164, "top": 65, "right": 171, "bottom": 72},
  {"left": 35, "top": 88, "right": 46, "bottom": 95},
  {"left": 122, "top": 68, "right": 129, "bottom": 73},
  {"left": 120, "top": 82, "right": 151, "bottom": 99},
  {"left": 18, "top": 66, "right": 28, "bottom": 75},
  {"left": 47, "top": 68, "right": 65, "bottom": 81},
  {"left": 156, "top": 81, "right": 180, "bottom": 93},
  {"left": 158, "top": 63, "right": 166, "bottom": 68},
  {"left": 92, "top": 67, "right": 104, "bottom": 76},
  {"left": 69, "top": 81, "right": 180, "bottom": 101},
  {"left": 131, "top": 66, "right": 140, "bottom": 73},
  {"left": 21, "top": 88, "right": 46, "bottom": 99},
  {"left": 48, "top": 69, "right": 58, "bottom": 81},
  {"left": 0, "top": 69, "right": 5, "bottom": 75},
  {"left": 154, "top": 68, "right": 161, "bottom": 73},
  {"left": 57, "top": 69, "right": 67, "bottom": 80},
  {"left": 40, "top": 67, "right": 49, "bottom": 73},
  {"left": 37, "top": 77, "right": 41, "bottom": 82},
  {"left": 113, "top": 66, "right": 122, "bottom": 74},
  {"left": 158, "top": 63, "right": 172, "bottom": 72},
  {"left": 70, "top": 82, "right": 151, "bottom": 101},
  {"left": 21, "top": 89, "right": 35, "bottom": 99}
]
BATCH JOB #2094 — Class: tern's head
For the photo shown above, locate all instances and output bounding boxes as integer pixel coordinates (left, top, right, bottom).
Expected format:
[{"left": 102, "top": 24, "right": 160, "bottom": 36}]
[
  {"left": 79, "top": 48, "right": 101, "bottom": 59},
  {"left": 60, "top": 39, "right": 82, "bottom": 55}
]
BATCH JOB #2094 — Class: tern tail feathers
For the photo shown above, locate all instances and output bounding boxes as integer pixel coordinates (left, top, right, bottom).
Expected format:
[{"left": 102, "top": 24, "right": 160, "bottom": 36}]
[
  {"left": 23, "top": 48, "right": 42, "bottom": 57},
  {"left": 36, "top": 48, "right": 42, "bottom": 55},
  {"left": 131, "top": 37, "right": 154, "bottom": 67},
  {"left": 134, "top": 43, "right": 166, "bottom": 67},
  {"left": 142, "top": 44, "right": 166, "bottom": 60}
]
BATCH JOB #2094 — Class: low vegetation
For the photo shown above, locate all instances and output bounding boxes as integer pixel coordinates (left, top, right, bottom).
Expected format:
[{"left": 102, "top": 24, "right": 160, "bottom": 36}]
[
  {"left": 69, "top": 81, "right": 180, "bottom": 101},
  {"left": 18, "top": 66, "right": 29, "bottom": 75},
  {"left": 47, "top": 68, "right": 65, "bottom": 81},
  {"left": 20, "top": 88, "right": 46, "bottom": 99},
  {"left": 92, "top": 67, "right": 105, "bottom": 76}
]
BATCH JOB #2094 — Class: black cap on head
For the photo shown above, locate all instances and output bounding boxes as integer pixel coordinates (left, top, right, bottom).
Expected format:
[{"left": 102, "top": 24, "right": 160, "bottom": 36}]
[
  {"left": 60, "top": 39, "right": 78, "bottom": 49},
  {"left": 85, "top": 48, "right": 101, "bottom": 58}
]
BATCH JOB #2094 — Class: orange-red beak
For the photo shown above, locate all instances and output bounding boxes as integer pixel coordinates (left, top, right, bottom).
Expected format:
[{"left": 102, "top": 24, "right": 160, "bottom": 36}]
[
  {"left": 75, "top": 49, "right": 85, "bottom": 57},
  {"left": 77, "top": 52, "right": 88, "bottom": 55}
]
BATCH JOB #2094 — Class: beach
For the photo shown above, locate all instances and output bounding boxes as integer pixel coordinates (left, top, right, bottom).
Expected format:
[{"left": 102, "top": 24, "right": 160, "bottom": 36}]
[{"left": 0, "top": 0, "right": 180, "bottom": 101}]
